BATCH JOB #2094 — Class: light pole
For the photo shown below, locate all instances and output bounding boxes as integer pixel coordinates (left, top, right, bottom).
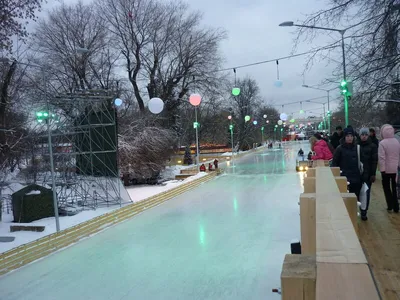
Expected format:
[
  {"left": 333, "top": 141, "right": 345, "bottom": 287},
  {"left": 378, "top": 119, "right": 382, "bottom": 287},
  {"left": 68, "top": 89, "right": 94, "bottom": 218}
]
[
  {"left": 228, "top": 115, "right": 235, "bottom": 167},
  {"left": 302, "top": 85, "right": 336, "bottom": 132},
  {"left": 189, "top": 94, "right": 201, "bottom": 167},
  {"left": 305, "top": 100, "right": 328, "bottom": 130},
  {"left": 0, "top": 58, "right": 61, "bottom": 231},
  {"left": 279, "top": 21, "right": 349, "bottom": 125}
]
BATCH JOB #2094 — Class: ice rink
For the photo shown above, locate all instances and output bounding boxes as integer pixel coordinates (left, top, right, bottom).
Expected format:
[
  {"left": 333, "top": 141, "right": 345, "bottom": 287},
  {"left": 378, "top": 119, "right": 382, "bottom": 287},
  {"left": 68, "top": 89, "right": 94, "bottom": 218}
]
[{"left": 0, "top": 142, "right": 308, "bottom": 300}]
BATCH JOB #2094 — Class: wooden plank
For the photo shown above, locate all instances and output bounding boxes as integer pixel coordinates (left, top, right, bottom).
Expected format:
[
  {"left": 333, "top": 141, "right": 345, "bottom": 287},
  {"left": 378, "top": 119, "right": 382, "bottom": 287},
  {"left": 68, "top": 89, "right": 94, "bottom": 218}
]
[
  {"left": 330, "top": 167, "right": 341, "bottom": 176},
  {"left": 281, "top": 254, "right": 316, "bottom": 300},
  {"left": 304, "top": 177, "right": 316, "bottom": 193},
  {"left": 341, "top": 193, "right": 358, "bottom": 235},
  {"left": 315, "top": 167, "right": 366, "bottom": 264},
  {"left": 316, "top": 263, "right": 380, "bottom": 300},
  {"left": 300, "top": 193, "right": 316, "bottom": 255},
  {"left": 307, "top": 168, "right": 316, "bottom": 177}
]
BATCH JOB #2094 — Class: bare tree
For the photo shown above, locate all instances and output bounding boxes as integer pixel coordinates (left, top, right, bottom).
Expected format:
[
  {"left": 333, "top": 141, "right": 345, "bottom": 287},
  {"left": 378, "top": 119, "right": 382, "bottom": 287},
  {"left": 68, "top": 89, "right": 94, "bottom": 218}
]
[
  {"left": 0, "top": 0, "right": 44, "bottom": 52},
  {"left": 118, "top": 119, "right": 176, "bottom": 179},
  {"left": 293, "top": 0, "right": 400, "bottom": 105},
  {"left": 228, "top": 77, "right": 264, "bottom": 150},
  {"left": 30, "top": 1, "right": 120, "bottom": 93},
  {"left": 98, "top": 0, "right": 227, "bottom": 115}
]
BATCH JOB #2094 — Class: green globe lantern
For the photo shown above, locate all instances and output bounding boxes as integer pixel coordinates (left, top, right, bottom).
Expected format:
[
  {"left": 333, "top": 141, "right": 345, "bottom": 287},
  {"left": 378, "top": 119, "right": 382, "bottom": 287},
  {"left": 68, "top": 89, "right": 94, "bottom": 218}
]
[
  {"left": 232, "top": 87, "right": 241, "bottom": 96},
  {"left": 245, "top": 115, "right": 251, "bottom": 122}
]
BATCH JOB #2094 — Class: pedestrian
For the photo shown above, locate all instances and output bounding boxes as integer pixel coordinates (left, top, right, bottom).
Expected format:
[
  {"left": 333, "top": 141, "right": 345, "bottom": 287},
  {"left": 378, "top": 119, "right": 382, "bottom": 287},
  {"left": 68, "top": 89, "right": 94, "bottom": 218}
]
[
  {"left": 369, "top": 128, "right": 379, "bottom": 147},
  {"left": 213, "top": 159, "right": 219, "bottom": 169},
  {"left": 339, "top": 125, "right": 359, "bottom": 145},
  {"left": 358, "top": 128, "right": 378, "bottom": 220},
  {"left": 199, "top": 164, "right": 206, "bottom": 172},
  {"left": 309, "top": 135, "right": 333, "bottom": 161},
  {"left": 378, "top": 124, "right": 400, "bottom": 213},
  {"left": 208, "top": 163, "right": 213, "bottom": 171},
  {"left": 330, "top": 126, "right": 344, "bottom": 149},
  {"left": 332, "top": 127, "right": 363, "bottom": 198}
]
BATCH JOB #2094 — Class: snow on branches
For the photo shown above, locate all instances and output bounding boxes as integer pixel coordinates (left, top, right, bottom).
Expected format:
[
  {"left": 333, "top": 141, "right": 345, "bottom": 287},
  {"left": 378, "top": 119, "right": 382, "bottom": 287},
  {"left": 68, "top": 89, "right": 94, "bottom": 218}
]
[{"left": 118, "top": 125, "right": 176, "bottom": 179}]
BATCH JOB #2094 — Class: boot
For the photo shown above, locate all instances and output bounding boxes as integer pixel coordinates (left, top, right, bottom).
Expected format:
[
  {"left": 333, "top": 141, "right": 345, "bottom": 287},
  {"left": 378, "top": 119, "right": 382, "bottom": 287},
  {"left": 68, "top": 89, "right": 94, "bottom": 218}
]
[{"left": 361, "top": 210, "right": 368, "bottom": 221}]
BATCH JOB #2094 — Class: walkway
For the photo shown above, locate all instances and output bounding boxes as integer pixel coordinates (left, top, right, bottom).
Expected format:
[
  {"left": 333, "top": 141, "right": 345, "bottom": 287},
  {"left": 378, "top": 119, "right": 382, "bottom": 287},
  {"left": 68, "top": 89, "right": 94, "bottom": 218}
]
[{"left": 359, "top": 175, "right": 400, "bottom": 300}]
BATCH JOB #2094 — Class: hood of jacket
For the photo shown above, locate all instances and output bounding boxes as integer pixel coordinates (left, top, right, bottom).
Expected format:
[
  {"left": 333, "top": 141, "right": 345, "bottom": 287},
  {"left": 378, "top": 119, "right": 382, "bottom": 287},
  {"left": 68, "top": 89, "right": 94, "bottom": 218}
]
[{"left": 381, "top": 124, "right": 395, "bottom": 139}]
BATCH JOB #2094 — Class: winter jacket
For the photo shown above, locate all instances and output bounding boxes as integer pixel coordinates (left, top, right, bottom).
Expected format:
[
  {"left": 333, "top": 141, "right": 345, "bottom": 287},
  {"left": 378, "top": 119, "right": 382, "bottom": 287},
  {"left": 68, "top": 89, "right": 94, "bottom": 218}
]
[
  {"left": 370, "top": 135, "right": 379, "bottom": 147},
  {"left": 311, "top": 139, "right": 333, "bottom": 161},
  {"left": 330, "top": 132, "right": 343, "bottom": 149},
  {"left": 378, "top": 124, "right": 400, "bottom": 174},
  {"left": 332, "top": 142, "right": 361, "bottom": 183},
  {"left": 359, "top": 138, "right": 378, "bottom": 183}
]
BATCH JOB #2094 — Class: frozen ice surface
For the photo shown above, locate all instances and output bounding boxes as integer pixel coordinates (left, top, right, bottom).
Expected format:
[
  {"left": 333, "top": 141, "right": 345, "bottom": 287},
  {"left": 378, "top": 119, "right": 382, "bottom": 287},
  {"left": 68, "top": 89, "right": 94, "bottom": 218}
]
[{"left": 0, "top": 142, "right": 308, "bottom": 300}]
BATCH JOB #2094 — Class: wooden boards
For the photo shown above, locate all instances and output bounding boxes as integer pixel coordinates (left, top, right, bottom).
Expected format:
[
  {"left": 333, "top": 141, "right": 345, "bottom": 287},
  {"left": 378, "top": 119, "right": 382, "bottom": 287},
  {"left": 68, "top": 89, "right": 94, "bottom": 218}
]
[{"left": 281, "top": 254, "right": 316, "bottom": 300}]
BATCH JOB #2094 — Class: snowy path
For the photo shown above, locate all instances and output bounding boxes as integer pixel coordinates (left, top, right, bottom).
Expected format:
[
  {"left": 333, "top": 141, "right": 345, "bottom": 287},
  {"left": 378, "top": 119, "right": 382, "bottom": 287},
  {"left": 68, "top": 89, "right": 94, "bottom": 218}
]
[{"left": 0, "top": 142, "right": 308, "bottom": 300}]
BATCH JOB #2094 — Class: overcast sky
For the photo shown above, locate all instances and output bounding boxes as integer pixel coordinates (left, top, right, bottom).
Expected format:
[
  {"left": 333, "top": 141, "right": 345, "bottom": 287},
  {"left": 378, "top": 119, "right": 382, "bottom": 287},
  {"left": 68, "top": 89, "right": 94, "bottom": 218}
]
[{"left": 38, "top": 0, "right": 342, "bottom": 117}]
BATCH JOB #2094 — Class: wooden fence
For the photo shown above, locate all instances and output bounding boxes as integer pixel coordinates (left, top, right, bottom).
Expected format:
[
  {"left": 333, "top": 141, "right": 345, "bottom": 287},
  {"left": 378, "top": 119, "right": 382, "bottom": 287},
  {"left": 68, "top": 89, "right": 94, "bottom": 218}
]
[
  {"left": 281, "top": 161, "right": 380, "bottom": 300},
  {"left": 0, "top": 171, "right": 221, "bottom": 276}
]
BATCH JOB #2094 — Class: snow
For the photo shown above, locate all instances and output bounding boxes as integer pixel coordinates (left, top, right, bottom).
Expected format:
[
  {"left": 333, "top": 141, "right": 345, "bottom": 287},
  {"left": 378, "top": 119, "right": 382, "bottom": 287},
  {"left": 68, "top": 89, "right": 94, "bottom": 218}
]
[
  {"left": 126, "top": 172, "right": 208, "bottom": 203},
  {"left": 0, "top": 142, "right": 307, "bottom": 300},
  {"left": 0, "top": 170, "right": 208, "bottom": 254}
]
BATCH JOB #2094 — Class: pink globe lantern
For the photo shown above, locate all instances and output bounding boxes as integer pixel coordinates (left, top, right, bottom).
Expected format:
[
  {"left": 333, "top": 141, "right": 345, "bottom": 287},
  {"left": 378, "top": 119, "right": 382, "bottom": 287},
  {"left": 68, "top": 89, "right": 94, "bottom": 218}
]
[
  {"left": 228, "top": 115, "right": 232, "bottom": 120},
  {"left": 189, "top": 94, "right": 202, "bottom": 106}
]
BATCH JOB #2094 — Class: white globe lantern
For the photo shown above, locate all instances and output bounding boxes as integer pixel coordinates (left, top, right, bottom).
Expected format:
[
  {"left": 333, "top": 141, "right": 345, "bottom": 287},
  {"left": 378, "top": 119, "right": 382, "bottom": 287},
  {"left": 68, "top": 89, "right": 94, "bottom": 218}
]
[
  {"left": 280, "top": 113, "right": 288, "bottom": 121},
  {"left": 278, "top": 120, "right": 283, "bottom": 125},
  {"left": 263, "top": 114, "right": 267, "bottom": 119},
  {"left": 114, "top": 98, "right": 123, "bottom": 106},
  {"left": 189, "top": 94, "right": 202, "bottom": 106},
  {"left": 148, "top": 97, "right": 164, "bottom": 114}
]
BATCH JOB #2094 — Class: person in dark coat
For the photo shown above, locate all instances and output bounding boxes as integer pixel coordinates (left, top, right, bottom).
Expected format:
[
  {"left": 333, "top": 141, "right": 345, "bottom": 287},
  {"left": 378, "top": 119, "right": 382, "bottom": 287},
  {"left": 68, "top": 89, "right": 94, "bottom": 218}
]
[
  {"left": 330, "top": 126, "right": 344, "bottom": 149},
  {"left": 339, "top": 125, "right": 359, "bottom": 145},
  {"left": 369, "top": 128, "right": 379, "bottom": 147},
  {"left": 332, "top": 127, "right": 362, "bottom": 198},
  {"left": 358, "top": 128, "right": 378, "bottom": 220}
]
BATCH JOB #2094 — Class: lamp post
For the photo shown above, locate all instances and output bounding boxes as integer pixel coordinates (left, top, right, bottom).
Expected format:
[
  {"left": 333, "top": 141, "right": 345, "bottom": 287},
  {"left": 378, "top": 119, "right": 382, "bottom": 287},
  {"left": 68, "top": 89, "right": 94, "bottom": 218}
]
[
  {"left": 279, "top": 21, "right": 349, "bottom": 125},
  {"left": 0, "top": 58, "right": 61, "bottom": 232},
  {"left": 189, "top": 94, "right": 201, "bottom": 167},
  {"left": 228, "top": 115, "right": 235, "bottom": 167},
  {"left": 302, "top": 85, "right": 336, "bottom": 132},
  {"left": 305, "top": 100, "right": 328, "bottom": 130}
]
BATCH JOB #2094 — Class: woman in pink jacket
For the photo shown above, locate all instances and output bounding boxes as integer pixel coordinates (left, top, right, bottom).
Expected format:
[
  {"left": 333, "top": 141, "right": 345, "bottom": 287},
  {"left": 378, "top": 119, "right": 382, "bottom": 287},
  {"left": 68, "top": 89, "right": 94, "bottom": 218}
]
[
  {"left": 378, "top": 124, "right": 400, "bottom": 213},
  {"left": 310, "top": 136, "right": 333, "bottom": 161}
]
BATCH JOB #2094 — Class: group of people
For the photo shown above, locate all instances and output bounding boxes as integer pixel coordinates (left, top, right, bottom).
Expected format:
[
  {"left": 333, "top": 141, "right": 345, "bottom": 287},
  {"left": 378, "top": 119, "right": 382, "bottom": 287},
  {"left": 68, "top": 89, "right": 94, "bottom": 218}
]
[{"left": 308, "top": 124, "right": 400, "bottom": 221}]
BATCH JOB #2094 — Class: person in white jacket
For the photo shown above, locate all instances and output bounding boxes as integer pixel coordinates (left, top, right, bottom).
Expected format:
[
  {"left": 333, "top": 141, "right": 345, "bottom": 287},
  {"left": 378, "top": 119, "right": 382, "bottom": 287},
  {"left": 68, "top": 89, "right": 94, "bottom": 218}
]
[{"left": 378, "top": 124, "right": 400, "bottom": 213}]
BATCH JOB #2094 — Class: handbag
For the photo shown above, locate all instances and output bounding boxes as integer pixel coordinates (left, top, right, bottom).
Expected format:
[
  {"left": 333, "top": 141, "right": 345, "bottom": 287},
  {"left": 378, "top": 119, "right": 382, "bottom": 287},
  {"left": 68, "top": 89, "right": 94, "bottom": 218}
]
[
  {"left": 357, "top": 145, "right": 364, "bottom": 175},
  {"left": 359, "top": 182, "right": 369, "bottom": 210}
]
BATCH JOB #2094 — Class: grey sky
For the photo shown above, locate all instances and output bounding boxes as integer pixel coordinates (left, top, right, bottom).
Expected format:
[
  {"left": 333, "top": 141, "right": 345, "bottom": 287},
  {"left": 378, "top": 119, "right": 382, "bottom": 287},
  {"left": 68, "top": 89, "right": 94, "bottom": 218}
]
[{"left": 38, "top": 0, "right": 343, "bottom": 117}]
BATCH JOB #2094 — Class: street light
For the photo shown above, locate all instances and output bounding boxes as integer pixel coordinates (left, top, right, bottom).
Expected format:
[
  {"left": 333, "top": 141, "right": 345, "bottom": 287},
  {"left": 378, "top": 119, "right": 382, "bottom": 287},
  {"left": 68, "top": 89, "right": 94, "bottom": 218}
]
[
  {"left": 1, "top": 58, "right": 63, "bottom": 231},
  {"left": 280, "top": 21, "right": 349, "bottom": 126},
  {"left": 305, "top": 100, "right": 328, "bottom": 130},
  {"left": 302, "top": 84, "right": 336, "bottom": 132}
]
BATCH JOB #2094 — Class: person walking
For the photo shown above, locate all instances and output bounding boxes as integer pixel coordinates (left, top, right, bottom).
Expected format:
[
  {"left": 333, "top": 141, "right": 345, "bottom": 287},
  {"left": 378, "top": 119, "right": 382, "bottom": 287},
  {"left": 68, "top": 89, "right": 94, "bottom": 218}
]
[
  {"left": 330, "top": 126, "right": 343, "bottom": 149},
  {"left": 332, "top": 127, "right": 362, "bottom": 198},
  {"left": 358, "top": 128, "right": 378, "bottom": 220},
  {"left": 378, "top": 124, "right": 400, "bottom": 213},
  {"left": 369, "top": 128, "right": 379, "bottom": 147},
  {"left": 309, "top": 135, "right": 333, "bottom": 161}
]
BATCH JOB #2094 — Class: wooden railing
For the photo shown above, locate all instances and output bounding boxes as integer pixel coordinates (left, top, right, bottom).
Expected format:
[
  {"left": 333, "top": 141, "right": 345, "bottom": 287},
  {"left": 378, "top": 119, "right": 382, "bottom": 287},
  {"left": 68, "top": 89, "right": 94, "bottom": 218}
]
[
  {"left": 0, "top": 171, "right": 222, "bottom": 276},
  {"left": 281, "top": 161, "right": 380, "bottom": 300}
]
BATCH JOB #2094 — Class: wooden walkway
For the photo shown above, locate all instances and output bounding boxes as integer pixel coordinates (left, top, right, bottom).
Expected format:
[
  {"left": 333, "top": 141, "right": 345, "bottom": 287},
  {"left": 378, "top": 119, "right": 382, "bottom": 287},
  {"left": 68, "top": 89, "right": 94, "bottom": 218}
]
[{"left": 359, "top": 176, "right": 400, "bottom": 300}]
